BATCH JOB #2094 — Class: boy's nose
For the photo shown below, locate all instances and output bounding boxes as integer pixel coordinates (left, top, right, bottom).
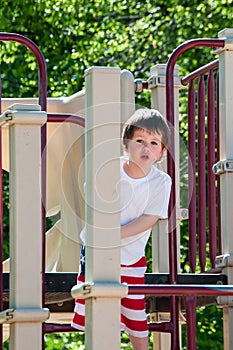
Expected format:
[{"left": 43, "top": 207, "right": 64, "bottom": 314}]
[{"left": 143, "top": 142, "right": 150, "bottom": 151}]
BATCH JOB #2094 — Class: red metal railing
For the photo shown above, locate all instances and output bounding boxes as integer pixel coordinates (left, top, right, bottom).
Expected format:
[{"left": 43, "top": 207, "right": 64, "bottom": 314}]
[
  {"left": 165, "top": 38, "right": 225, "bottom": 350},
  {"left": 0, "top": 33, "right": 47, "bottom": 111},
  {"left": 181, "top": 59, "right": 221, "bottom": 273}
]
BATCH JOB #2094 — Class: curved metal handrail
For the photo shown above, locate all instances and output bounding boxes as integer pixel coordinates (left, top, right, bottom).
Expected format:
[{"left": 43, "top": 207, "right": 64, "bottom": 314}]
[{"left": 0, "top": 32, "right": 47, "bottom": 111}]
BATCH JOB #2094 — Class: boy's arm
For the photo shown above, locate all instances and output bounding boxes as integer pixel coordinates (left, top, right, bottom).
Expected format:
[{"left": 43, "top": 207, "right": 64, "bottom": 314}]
[{"left": 121, "top": 214, "right": 160, "bottom": 239}]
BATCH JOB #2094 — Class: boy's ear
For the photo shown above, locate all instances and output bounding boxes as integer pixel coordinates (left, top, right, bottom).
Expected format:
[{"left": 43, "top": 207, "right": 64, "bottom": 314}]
[
  {"left": 122, "top": 140, "right": 128, "bottom": 152},
  {"left": 160, "top": 146, "right": 167, "bottom": 158}
]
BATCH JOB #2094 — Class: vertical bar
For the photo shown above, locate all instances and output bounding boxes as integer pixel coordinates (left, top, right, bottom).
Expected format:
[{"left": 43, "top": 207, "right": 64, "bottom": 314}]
[
  {"left": 8, "top": 105, "right": 48, "bottom": 350},
  {"left": 188, "top": 80, "right": 197, "bottom": 273},
  {"left": 170, "top": 296, "right": 180, "bottom": 350},
  {"left": 41, "top": 127, "right": 46, "bottom": 350},
  {"left": 207, "top": 70, "right": 217, "bottom": 268},
  {"left": 217, "top": 28, "right": 233, "bottom": 350},
  {"left": 166, "top": 64, "right": 180, "bottom": 350},
  {"left": 197, "top": 75, "right": 206, "bottom": 272},
  {"left": 85, "top": 67, "right": 121, "bottom": 350},
  {"left": 185, "top": 296, "right": 197, "bottom": 350},
  {"left": 0, "top": 34, "right": 47, "bottom": 347},
  {"left": 0, "top": 74, "right": 3, "bottom": 349},
  {"left": 168, "top": 147, "right": 180, "bottom": 350},
  {"left": 150, "top": 64, "right": 181, "bottom": 350},
  {"left": 120, "top": 69, "right": 135, "bottom": 124},
  {"left": 216, "top": 72, "right": 222, "bottom": 256}
]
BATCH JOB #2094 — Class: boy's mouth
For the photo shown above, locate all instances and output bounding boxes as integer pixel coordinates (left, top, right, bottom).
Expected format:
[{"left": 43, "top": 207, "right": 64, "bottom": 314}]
[{"left": 141, "top": 154, "right": 149, "bottom": 159}]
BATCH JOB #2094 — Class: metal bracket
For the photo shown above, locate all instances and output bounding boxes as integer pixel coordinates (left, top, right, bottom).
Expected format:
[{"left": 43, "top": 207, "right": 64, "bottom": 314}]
[
  {"left": 0, "top": 103, "right": 46, "bottom": 126},
  {"left": 159, "top": 208, "right": 189, "bottom": 222},
  {"left": 212, "top": 159, "right": 233, "bottom": 175},
  {"left": 147, "top": 75, "right": 182, "bottom": 89},
  {"left": 71, "top": 281, "right": 128, "bottom": 300},
  {"left": 214, "top": 39, "right": 233, "bottom": 54},
  {"left": 134, "top": 79, "right": 144, "bottom": 92},
  {"left": 0, "top": 308, "right": 50, "bottom": 324},
  {"left": 216, "top": 296, "right": 233, "bottom": 307},
  {"left": 0, "top": 309, "right": 14, "bottom": 323},
  {"left": 215, "top": 254, "right": 233, "bottom": 306},
  {"left": 177, "top": 208, "right": 189, "bottom": 221},
  {"left": 215, "top": 254, "right": 233, "bottom": 268},
  {"left": 148, "top": 75, "right": 166, "bottom": 89}
]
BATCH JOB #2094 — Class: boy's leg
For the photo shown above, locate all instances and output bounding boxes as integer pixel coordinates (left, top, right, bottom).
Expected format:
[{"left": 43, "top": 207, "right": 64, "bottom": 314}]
[
  {"left": 121, "top": 256, "right": 149, "bottom": 348},
  {"left": 129, "top": 334, "right": 148, "bottom": 350},
  {"left": 72, "top": 245, "right": 86, "bottom": 330}
]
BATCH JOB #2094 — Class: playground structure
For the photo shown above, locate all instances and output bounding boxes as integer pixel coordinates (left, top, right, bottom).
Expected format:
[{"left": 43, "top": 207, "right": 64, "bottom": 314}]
[{"left": 0, "top": 28, "right": 233, "bottom": 349}]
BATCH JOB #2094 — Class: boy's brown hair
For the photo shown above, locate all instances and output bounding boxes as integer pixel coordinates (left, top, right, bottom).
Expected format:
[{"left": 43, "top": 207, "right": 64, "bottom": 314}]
[{"left": 122, "top": 108, "right": 170, "bottom": 150}]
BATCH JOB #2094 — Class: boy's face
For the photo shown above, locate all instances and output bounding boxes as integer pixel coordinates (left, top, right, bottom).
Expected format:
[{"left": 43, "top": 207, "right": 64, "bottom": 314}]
[{"left": 124, "top": 128, "right": 164, "bottom": 168}]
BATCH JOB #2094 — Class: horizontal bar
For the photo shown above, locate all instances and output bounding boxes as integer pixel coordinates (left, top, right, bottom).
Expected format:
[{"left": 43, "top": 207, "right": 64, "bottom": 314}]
[
  {"left": 145, "top": 273, "right": 227, "bottom": 285},
  {"left": 128, "top": 284, "right": 233, "bottom": 296},
  {"left": 47, "top": 113, "right": 85, "bottom": 127},
  {"left": 43, "top": 321, "right": 173, "bottom": 334},
  {"left": 3, "top": 272, "right": 227, "bottom": 292},
  {"left": 181, "top": 59, "right": 219, "bottom": 86},
  {"left": 148, "top": 321, "right": 173, "bottom": 333},
  {"left": 2, "top": 272, "right": 227, "bottom": 293},
  {"left": 44, "top": 323, "right": 76, "bottom": 334}
]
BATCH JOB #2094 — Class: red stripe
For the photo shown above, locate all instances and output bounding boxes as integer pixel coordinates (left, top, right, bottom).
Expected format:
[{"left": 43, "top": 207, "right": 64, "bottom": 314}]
[
  {"left": 121, "top": 315, "right": 148, "bottom": 332},
  {"left": 73, "top": 256, "right": 148, "bottom": 333},
  {"left": 121, "top": 256, "right": 146, "bottom": 268},
  {"left": 121, "top": 275, "right": 145, "bottom": 285},
  {"left": 77, "top": 274, "right": 85, "bottom": 283},
  {"left": 73, "top": 313, "right": 85, "bottom": 327},
  {"left": 121, "top": 297, "right": 146, "bottom": 310},
  {"left": 75, "top": 274, "right": 85, "bottom": 303}
]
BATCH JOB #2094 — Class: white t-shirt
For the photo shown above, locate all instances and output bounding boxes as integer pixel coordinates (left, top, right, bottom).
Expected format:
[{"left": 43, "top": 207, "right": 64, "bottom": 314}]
[
  {"left": 80, "top": 156, "right": 172, "bottom": 265},
  {"left": 120, "top": 156, "right": 172, "bottom": 265}
]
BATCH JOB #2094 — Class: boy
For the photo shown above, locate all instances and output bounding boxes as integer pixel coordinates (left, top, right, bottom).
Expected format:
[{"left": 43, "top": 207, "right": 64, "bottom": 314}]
[{"left": 72, "top": 108, "right": 172, "bottom": 350}]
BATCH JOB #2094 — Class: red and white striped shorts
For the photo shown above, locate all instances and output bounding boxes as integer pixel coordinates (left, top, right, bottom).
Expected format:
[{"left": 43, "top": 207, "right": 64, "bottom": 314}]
[{"left": 72, "top": 250, "right": 148, "bottom": 338}]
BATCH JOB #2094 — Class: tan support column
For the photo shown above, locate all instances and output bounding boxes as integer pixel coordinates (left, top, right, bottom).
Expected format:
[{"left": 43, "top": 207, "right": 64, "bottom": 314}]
[
  {"left": 215, "top": 28, "right": 233, "bottom": 350},
  {"left": 149, "top": 64, "right": 182, "bottom": 350},
  {"left": 0, "top": 104, "right": 49, "bottom": 350},
  {"left": 84, "top": 67, "right": 124, "bottom": 349},
  {"left": 120, "top": 69, "right": 135, "bottom": 124}
]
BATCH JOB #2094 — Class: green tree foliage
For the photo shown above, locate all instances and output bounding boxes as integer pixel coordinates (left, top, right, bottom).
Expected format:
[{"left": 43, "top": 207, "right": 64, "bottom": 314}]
[
  {"left": 1, "top": 0, "right": 233, "bottom": 98},
  {"left": 1, "top": 0, "right": 233, "bottom": 348}
]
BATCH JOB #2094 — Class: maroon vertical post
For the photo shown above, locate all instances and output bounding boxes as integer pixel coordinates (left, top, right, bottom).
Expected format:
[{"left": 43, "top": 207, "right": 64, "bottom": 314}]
[
  {"left": 188, "top": 79, "right": 197, "bottom": 273},
  {"left": 216, "top": 73, "right": 222, "bottom": 256},
  {"left": 185, "top": 296, "right": 197, "bottom": 350},
  {"left": 0, "top": 73, "right": 3, "bottom": 349},
  {"left": 197, "top": 75, "right": 206, "bottom": 272},
  {"left": 207, "top": 70, "right": 217, "bottom": 268}
]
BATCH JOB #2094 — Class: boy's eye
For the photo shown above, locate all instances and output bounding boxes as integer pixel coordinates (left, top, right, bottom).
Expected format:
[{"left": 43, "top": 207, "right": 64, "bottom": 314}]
[
  {"left": 136, "top": 139, "right": 144, "bottom": 143},
  {"left": 151, "top": 141, "right": 158, "bottom": 145}
]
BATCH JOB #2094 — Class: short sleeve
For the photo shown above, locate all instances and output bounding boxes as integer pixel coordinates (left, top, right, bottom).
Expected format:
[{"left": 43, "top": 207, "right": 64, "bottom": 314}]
[{"left": 144, "top": 173, "right": 172, "bottom": 218}]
